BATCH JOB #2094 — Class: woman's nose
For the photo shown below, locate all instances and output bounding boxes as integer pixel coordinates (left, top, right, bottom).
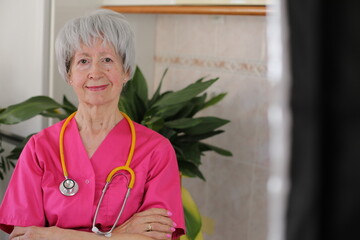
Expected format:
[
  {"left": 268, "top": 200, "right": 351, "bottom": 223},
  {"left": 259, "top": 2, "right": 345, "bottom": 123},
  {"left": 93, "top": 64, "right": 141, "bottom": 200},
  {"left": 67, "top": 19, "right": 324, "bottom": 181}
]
[{"left": 88, "top": 62, "right": 104, "bottom": 80}]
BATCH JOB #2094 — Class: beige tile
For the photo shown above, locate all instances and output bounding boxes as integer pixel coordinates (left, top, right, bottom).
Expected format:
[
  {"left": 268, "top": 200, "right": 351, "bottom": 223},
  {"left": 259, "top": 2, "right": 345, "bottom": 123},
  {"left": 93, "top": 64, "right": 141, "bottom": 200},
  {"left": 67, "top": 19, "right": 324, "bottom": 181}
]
[
  {"left": 205, "top": 159, "right": 254, "bottom": 240},
  {"left": 155, "top": 15, "right": 177, "bottom": 56},
  {"left": 174, "top": 15, "right": 218, "bottom": 56},
  {"left": 216, "top": 15, "right": 267, "bottom": 60},
  {"left": 249, "top": 166, "right": 269, "bottom": 240},
  {"left": 253, "top": 103, "right": 271, "bottom": 168},
  {"left": 182, "top": 177, "right": 208, "bottom": 212},
  {"left": 151, "top": 13, "right": 270, "bottom": 240}
]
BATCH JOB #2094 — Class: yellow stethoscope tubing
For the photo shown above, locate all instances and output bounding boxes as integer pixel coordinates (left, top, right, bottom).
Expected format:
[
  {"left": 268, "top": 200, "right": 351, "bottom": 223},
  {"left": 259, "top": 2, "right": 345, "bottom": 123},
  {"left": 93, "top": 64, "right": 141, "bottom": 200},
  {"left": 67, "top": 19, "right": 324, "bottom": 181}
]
[
  {"left": 59, "top": 112, "right": 76, "bottom": 179},
  {"left": 59, "top": 111, "right": 136, "bottom": 189},
  {"left": 106, "top": 112, "right": 136, "bottom": 188}
]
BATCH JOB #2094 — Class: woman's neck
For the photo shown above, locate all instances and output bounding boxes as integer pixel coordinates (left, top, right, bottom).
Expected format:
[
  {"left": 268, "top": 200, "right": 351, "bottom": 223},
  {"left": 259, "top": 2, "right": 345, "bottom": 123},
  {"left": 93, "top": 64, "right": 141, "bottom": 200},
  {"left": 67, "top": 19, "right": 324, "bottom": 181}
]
[{"left": 75, "top": 104, "right": 123, "bottom": 134}]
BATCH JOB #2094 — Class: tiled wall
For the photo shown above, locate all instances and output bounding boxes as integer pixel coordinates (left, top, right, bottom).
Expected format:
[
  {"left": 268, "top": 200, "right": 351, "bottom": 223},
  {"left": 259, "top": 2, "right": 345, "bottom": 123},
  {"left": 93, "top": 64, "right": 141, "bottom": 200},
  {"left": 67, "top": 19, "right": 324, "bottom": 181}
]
[{"left": 153, "top": 14, "right": 269, "bottom": 240}]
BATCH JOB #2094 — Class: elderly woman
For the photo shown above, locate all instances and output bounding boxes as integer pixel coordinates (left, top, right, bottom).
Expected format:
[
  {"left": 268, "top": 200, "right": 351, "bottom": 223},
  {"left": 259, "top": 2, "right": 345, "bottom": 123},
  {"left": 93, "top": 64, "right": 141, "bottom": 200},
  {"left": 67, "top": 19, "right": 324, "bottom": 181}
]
[{"left": 0, "top": 9, "right": 185, "bottom": 240}]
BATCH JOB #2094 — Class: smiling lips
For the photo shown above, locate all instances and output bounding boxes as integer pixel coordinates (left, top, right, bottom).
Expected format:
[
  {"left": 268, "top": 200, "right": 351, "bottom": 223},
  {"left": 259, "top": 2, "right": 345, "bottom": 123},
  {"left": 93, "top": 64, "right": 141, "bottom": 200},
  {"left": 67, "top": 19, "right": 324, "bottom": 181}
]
[{"left": 86, "top": 84, "right": 109, "bottom": 91}]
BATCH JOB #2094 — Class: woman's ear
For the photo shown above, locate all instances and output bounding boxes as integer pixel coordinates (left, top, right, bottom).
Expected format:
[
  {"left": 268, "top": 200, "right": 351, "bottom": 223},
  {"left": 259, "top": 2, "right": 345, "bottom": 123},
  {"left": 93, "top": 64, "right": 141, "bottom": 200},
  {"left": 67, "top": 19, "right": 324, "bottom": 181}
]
[
  {"left": 67, "top": 70, "right": 72, "bottom": 85},
  {"left": 125, "top": 71, "right": 131, "bottom": 81},
  {"left": 67, "top": 75, "right": 73, "bottom": 85},
  {"left": 123, "top": 70, "right": 130, "bottom": 84}
]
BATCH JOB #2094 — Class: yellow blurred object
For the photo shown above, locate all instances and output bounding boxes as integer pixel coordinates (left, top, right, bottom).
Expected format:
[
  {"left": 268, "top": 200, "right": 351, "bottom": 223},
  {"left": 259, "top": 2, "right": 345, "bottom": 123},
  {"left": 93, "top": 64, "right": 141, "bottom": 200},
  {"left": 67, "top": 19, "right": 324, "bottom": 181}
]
[
  {"left": 201, "top": 215, "right": 215, "bottom": 235},
  {"left": 180, "top": 230, "right": 204, "bottom": 240},
  {"left": 181, "top": 187, "right": 203, "bottom": 240},
  {"left": 180, "top": 234, "right": 189, "bottom": 240},
  {"left": 195, "top": 231, "right": 204, "bottom": 240}
]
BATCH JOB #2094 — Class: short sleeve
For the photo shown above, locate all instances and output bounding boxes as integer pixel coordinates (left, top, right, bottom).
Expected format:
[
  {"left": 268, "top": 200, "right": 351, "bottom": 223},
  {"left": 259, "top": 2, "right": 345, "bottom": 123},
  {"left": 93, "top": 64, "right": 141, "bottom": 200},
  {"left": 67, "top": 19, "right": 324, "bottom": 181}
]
[
  {"left": 0, "top": 136, "right": 45, "bottom": 234},
  {"left": 137, "top": 139, "right": 186, "bottom": 239}
]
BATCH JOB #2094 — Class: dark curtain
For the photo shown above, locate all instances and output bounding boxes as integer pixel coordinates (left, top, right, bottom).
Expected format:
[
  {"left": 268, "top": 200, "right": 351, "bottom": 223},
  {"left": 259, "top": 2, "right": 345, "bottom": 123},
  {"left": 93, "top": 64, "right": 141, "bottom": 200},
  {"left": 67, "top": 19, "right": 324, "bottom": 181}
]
[{"left": 286, "top": 1, "right": 360, "bottom": 240}]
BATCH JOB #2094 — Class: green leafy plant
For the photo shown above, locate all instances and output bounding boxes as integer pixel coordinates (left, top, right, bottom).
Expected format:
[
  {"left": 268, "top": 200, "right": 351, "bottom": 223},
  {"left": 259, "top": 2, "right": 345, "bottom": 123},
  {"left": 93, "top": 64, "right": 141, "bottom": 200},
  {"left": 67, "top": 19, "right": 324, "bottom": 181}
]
[
  {"left": 0, "top": 140, "right": 15, "bottom": 180},
  {"left": 119, "top": 68, "right": 232, "bottom": 180},
  {"left": 0, "top": 67, "right": 232, "bottom": 240}
]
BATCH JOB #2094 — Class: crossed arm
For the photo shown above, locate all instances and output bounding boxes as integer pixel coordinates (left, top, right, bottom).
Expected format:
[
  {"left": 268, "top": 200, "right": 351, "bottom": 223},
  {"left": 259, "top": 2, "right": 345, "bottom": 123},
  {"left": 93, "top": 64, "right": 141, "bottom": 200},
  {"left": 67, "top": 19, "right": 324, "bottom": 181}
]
[{"left": 9, "top": 208, "right": 176, "bottom": 240}]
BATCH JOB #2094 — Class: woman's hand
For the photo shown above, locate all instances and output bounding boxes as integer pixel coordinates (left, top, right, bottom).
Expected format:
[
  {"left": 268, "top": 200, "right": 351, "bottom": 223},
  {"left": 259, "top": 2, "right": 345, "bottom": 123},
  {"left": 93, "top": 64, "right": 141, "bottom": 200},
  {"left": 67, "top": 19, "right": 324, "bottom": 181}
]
[
  {"left": 9, "top": 226, "right": 62, "bottom": 240},
  {"left": 9, "top": 226, "right": 154, "bottom": 240},
  {"left": 114, "top": 208, "right": 176, "bottom": 240}
]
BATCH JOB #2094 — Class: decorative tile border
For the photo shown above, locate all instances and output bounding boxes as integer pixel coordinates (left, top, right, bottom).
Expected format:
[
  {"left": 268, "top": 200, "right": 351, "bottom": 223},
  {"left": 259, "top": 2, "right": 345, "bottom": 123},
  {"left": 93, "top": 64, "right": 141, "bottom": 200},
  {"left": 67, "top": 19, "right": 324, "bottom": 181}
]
[{"left": 154, "top": 55, "right": 267, "bottom": 77}]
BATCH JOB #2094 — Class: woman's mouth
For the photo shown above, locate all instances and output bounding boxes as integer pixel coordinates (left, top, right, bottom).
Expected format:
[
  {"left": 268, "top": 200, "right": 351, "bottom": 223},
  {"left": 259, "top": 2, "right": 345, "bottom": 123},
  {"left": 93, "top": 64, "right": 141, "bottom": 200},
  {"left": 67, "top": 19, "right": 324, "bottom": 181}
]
[{"left": 86, "top": 84, "right": 109, "bottom": 91}]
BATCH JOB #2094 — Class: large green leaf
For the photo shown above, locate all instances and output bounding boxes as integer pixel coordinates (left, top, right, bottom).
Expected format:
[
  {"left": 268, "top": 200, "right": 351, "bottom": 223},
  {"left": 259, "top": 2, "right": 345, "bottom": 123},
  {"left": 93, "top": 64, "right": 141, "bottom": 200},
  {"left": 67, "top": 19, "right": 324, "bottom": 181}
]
[
  {"left": 158, "top": 127, "right": 177, "bottom": 139},
  {"left": 132, "top": 94, "right": 148, "bottom": 122},
  {"left": 178, "top": 160, "right": 205, "bottom": 180},
  {"left": 202, "top": 93, "right": 227, "bottom": 110},
  {"left": 119, "top": 93, "right": 147, "bottom": 122},
  {"left": 164, "top": 118, "right": 203, "bottom": 129},
  {"left": 131, "top": 67, "right": 148, "bottom": 106},
  {"left": 181, "top": 186, "right": 203, "bottom": 240},
  {"left": 40, "top": 111, "right": 68, "bottom": 121},
  {"left": 176, "top": 130, "right": 225, "bottom": 142},
  {"left": 170, "top": 103, "right": 197, "bottom": 120},
  {"left": 153, "top": 78, "right": 218, "bottom": 108},
  {"left": 145, "top": 98, "right": 188, "bottom": 120},
  {"left": 185, "top": 94, "right": 208, "bottom": 118},
  {"left": 171, "top": 94, "right": 207, "bottom": 120},
  {"left": 62, "top": 95, "right": 77, "bottom": 114},
  {"left": 120, "top": 68, "right": 150, "bottom": 122},
  {"left": 155, "top": 102, "right": 188, "bottom": 119},
  {"left": 6, "top": 134, "right": 33, "bottom": 160},
  {"left": 175, "top": 142, "right": 201, "bottom": 166},
  {"left": 118, "top": 96, "right": 133, "bottom": 117},
  {"left": 0, "top": 156, "right": 4, "bottom": 180},
  {"left": 0, "top": 96, "right": 63, "bottom": 124},
  {"left": 184, "top": 117, "right": 229, "bottom": 135},
  {"left": 143, "top": 117, "right": 165, "bottom": 132},
  {"left": 199, "top": 142, "right": 233, "bottom": 156},
  {"left": 149, "top": 68, "right": 167, "bottom": 106}
]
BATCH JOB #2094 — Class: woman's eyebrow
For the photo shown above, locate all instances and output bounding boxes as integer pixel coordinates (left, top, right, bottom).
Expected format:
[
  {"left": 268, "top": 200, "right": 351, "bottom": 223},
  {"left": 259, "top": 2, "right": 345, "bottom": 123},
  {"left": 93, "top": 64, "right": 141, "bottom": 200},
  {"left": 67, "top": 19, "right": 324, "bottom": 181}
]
[
  {"left": 74, "top": 52, "right": 90, "bottom": 58},
  {"left": 74, "top": 51, "right": 116, "bottom": 57}
]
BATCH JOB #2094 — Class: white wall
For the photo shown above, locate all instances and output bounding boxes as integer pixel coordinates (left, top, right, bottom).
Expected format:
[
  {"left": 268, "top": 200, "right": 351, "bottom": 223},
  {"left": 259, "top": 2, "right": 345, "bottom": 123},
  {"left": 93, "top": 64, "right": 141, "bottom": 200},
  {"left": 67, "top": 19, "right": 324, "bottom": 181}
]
[
  {"left": 0, "top": 0, "right": 50, "bottom": 135},
  {"left": 0, "top": 2, "right": 50, "bottom": 239}
]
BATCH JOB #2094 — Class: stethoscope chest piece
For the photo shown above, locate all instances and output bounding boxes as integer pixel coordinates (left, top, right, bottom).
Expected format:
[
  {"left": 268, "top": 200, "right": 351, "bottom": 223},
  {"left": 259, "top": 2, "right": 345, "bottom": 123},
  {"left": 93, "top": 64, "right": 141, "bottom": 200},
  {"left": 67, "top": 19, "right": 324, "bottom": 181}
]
[{"left": 59, "top": 178, "right": 79, "bottom": 196}]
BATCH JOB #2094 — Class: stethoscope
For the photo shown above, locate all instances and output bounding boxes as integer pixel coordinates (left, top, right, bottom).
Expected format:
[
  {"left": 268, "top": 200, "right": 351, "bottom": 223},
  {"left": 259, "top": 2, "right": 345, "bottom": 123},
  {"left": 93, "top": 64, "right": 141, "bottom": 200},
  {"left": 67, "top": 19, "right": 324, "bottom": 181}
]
[{"left": 58, "top": 111, "right": 136, "bottom": 237}]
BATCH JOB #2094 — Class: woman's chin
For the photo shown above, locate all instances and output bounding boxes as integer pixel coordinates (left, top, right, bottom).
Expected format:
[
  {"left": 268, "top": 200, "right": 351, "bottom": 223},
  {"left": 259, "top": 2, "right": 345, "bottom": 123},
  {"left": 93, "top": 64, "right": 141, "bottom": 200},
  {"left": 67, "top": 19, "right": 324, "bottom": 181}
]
[{"left": 80, "top": 98, "right": 114, "bottom": 108}]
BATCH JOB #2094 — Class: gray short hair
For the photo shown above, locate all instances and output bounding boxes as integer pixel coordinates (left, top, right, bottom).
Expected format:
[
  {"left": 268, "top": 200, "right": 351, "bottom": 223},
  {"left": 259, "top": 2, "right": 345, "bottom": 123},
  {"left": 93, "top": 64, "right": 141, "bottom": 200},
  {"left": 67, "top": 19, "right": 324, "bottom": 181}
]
[{"left": 55, "top": 9, "right": 135, "bottom": 81}]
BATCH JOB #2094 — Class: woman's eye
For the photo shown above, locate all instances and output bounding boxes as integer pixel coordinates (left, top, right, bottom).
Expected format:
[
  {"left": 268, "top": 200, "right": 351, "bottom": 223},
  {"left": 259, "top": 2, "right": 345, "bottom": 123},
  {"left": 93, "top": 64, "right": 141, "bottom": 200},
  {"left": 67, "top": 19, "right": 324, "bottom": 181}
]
[
  {"left": 79, "top": 59, "right": 88, "bottom": 64},
  {"left": 104, "top": 58, "right": 112, "bottom": 63}
]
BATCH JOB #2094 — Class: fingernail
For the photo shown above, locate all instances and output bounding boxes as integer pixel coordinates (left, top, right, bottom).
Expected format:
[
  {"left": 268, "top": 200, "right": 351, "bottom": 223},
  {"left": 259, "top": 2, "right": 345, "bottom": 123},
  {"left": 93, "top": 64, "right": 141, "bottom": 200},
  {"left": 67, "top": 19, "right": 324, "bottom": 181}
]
[
  {"left": 173, "top": 222, "right": 177, "bottom": 227},
  {"left": 171, "top": 227, "right": 176, "bottom": 232},
  {"left": 167, "top": 211, "right": 173, "bottom": 216},
  {"left": 166, "top": 234, "right": 172, "bottom": 238}
]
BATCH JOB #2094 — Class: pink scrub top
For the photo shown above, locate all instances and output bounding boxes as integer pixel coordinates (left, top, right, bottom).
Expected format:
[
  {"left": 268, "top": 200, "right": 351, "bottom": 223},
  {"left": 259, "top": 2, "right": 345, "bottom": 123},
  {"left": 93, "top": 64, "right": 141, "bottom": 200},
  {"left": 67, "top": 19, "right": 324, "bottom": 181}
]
[{"left": 0, "top": 118, "right": 185, "bottom": 238}]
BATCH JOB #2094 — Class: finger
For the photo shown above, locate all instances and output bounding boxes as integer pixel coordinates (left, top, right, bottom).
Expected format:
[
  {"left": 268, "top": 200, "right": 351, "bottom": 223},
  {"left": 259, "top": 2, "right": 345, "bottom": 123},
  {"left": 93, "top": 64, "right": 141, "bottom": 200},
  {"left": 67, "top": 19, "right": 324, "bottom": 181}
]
[
  {"left": 9, "top": 226, "right": 26, "bottom": 239},
  {"left": 142, "top": 215, "right": 174, "bottom": 227},
  {"left": 10, "top": 234, "right": 23, "bottom": 240},
  {"left": 146, "top": 222, "right": 175, "bottom": 234},
  {"left": 145, "top": 230, "right": 173, "bottom": 240},
  {"left": 136, "top": 208, "right": 172, "bottom": 217}
]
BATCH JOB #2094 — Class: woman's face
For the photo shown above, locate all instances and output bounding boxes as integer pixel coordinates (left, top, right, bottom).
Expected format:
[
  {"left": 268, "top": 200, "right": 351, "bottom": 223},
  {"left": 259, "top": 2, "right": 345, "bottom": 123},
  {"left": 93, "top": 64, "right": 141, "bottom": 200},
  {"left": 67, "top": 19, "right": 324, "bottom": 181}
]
[{"left": 68, "top": 39, "right": 129, "bottom": 107}]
